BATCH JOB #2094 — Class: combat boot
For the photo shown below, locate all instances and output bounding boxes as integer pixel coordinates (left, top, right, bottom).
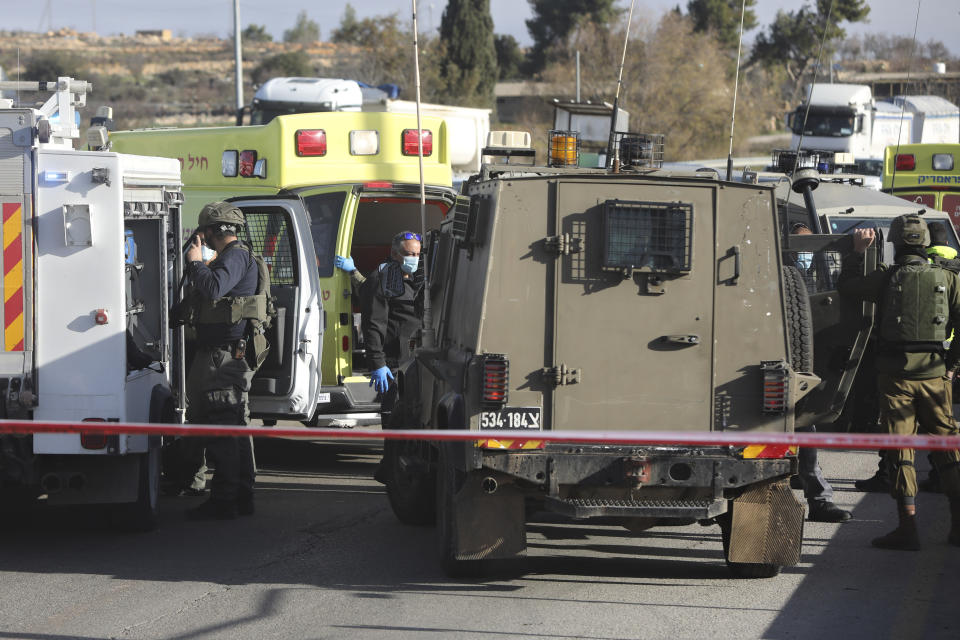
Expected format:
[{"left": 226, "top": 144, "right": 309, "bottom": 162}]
[
  {"left": 949, "top": 498, "right": 960, "bottom": 547},
  {"left": 872, "top": 502, "right": 920, "bottom": 551}
]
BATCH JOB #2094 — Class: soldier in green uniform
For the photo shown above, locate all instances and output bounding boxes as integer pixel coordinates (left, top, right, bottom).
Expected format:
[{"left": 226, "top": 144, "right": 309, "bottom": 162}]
[
  {"left": 838, "top": 214, "right": 960, "bottom": 550},
  {"left": 178, "top": 202, "right": 272, "bottom": 520}
]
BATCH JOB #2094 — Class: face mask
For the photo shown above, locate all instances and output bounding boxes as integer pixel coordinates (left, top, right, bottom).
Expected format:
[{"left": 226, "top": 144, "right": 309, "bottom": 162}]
[
  {"left": 401, "top": 255, "right": 419, "bottom": 274},
  {"left": 201, "top": 244, "right": 217, "bottom": 262}
]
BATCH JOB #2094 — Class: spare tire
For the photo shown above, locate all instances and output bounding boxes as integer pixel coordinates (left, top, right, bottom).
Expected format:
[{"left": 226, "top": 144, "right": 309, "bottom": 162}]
[{"left": 782, "top": 266, "right": 814, "bottom": 372}]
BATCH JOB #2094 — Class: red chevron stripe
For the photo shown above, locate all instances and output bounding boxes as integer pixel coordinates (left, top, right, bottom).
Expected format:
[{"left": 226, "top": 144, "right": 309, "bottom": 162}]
[
  {"left": 2, "top": 202, "right": 19, "bottom": 223},
  {"left": 4, "top": 287, "right": 22, "bottom": 328},
  {"left": 3, "top": 237, "right": 21, "bottom": 275}
]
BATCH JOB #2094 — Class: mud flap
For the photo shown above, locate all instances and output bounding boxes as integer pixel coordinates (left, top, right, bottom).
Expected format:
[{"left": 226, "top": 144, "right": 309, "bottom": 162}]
[
  {"left": 448, "top": 472, "right": 527, "bottom": 561},
  {"left": 727, "top": 477, "right": 804, "bottom": 566}
]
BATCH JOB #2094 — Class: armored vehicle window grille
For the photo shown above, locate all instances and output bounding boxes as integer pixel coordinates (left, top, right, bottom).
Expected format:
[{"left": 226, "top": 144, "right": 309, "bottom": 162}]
[
  {"left": 241, "top": 210, "right": 296, "bottom": 285},
  {"left": 602, "top": 201, "right": 692, "bottom": 273}
]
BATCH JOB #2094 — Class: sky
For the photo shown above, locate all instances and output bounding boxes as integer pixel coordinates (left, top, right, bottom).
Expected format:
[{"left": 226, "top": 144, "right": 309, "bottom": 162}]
[{"left": 5, "top": 1, "right": 959, "bottom": 56}]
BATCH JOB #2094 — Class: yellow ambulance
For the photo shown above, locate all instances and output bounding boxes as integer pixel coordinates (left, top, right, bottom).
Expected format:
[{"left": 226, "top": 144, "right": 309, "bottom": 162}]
[
  {"left": 111, "top": 112, "right": 459, "bottom": 425},
  {"left": 882, "top": 143, "right": 960, "bottom": 231}
]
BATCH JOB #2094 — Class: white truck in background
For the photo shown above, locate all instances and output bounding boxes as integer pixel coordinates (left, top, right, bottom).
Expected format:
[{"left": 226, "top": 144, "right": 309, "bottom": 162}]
[
  {"left": 786, "top": 83, "right": 959, "bottom": 175},
  {"left": 0, "top": 78, "right": 184, "bottom": 530},
  {"left": 246, "top": 77, "right": 491, "bottom": 182}
]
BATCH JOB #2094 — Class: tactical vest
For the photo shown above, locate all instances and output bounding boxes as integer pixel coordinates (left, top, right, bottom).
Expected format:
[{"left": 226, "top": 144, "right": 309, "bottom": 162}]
[
  {"left": 879, "top": 262, "right": 951, "bottom": 351},
  {"left": 188, "top": 242, "right": 275, "bottom": 368}
]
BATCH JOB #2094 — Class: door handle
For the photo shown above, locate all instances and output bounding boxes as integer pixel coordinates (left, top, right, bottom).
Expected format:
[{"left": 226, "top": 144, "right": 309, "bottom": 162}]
[
  {"left": 731, "top": 245, "right": 741, "bottom": 284},
  {"left": 665, "top": 335, "right": 700, "bottom": 345}
]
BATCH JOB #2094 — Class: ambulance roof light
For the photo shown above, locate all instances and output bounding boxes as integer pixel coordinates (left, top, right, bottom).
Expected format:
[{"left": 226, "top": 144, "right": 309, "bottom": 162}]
[
  {"left": 933, "top": 153, "right": 954, "bottom": 171},
  {"left": 895, "top": 154, "right": 916, "bottom": 172},
  {"left": 295, "top": 129, "right": 327, "bottom": 157},
  {"left": 222, "top": 150, "right": 238, "bottom": 177},
  {"left": 401, "top": 128, "right": 432, "bottom": 157},
  {"left": 349, "top": 130, "right": 379, "bottom": 156}
]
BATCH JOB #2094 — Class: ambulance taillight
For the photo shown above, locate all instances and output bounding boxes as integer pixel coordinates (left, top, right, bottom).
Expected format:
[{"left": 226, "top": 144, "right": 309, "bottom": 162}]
[
  {"left": 401, "top": 128, "right": 432, "bottom": 156},
  {"left": 296, "top": 129, "right": 327, "bottom": 157},
  {"left": 933, "top": 154, "right": 954, "bottom": 171},
  {"left": 349, "top": 130, "right": 379, "bottom": 156}
]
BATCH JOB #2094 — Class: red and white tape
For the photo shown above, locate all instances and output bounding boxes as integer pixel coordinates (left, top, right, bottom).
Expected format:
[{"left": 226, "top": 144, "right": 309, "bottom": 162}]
[{"left": 1, "top": 419, "right": 959, "bottom": 451}]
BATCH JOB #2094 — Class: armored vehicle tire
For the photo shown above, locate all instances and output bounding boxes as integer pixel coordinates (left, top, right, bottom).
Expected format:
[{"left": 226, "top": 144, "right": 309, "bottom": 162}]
[
  {"left": 112, "top": 447, "right": 161, "bottom": 532},
  {"left": 386, "top": 437, "right": 436, "bottom": 525},
  {"left": 718, "top": 513, "right": 781, "bottom": 579},
  {"left": 783, "top": 265, "right": 814, "bottom": 372}
]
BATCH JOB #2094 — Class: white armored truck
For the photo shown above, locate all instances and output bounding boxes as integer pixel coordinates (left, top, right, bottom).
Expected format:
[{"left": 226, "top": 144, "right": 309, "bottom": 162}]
[{"left": 0, "top": 78, "right": 184, "bottom": 530}]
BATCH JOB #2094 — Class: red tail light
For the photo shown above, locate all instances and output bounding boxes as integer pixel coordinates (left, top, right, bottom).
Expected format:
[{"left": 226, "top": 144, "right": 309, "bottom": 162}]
[
  {"left": 480, "top": 354, "right": 509, "bottom": 408},
  {"left": 239, "top": 150, "right": 257, "bottom": 177},
  {"left": 402, "top": 128, "right": 433, "bottom": 156},
  {"left": 895, "top": 154, "right": 916, "bottom": 171},
  {"left": 761, "top": 361, "right": 789, "bottom": 414},
  {"left": 295, "top": 129, "right": 327, "bottom": 156},
  {"left": 363, "top": 181, "right": 393, "bottom": 189},
  {"left": 342, "top": 335, "right": 350, "bottom": 352},
  {"left": 81, "top": 418, "right": 108, "bottom": 450}
]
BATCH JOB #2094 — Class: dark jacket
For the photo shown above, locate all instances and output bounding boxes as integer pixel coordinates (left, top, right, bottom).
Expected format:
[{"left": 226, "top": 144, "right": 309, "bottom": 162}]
[
  {"left": 187, "top": 240, "right": 259, "bottom": 345},
  {"left": 360, "top": 262, "right": 423, "bottom": 370}
]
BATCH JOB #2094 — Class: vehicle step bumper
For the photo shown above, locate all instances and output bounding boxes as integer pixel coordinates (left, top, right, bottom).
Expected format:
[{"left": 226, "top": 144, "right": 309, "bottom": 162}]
[{"left": 544, "top": 495, "right": 728, "bottom": 519}]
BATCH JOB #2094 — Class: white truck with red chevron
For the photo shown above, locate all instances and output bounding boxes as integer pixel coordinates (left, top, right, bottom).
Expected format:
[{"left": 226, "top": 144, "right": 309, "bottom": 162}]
[{"left": 0, "top": 78, "right": 184, "bottom": 530}]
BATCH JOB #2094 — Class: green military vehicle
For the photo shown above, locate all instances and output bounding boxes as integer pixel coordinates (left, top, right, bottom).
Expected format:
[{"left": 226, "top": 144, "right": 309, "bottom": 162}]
[{"left": 384, "top": 134, "right": 832, "bottom": 578}]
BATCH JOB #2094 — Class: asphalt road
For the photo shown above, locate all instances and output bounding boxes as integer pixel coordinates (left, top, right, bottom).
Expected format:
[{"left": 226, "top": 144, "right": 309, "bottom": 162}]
[{"left": 1, "top": 440, "right": 958, "bottom": 640}]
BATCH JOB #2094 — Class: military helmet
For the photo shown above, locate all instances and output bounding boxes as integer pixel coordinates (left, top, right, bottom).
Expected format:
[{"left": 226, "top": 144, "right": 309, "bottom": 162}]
[
  {"left": 198, "top": 201, "right": 245, "bottom": 231},
  {"left": 888, "top": 213, "right": 930, "bottom": 248}
]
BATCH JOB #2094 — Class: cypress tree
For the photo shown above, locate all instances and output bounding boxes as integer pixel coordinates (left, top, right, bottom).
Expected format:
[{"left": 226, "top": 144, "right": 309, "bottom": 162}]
[{"left": 439, "top": 0, "right": 498, "bottom": 107}]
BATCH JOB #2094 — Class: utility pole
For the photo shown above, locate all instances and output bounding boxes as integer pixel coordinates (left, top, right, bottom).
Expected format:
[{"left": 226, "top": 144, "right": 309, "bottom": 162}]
[{"left": 233, "top": 0, "right": 243, "bottom": 117}]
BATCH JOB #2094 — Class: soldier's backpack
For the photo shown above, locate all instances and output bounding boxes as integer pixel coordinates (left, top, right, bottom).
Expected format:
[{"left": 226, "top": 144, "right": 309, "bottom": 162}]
[{"left": 879, "top": 262, "right": 951, "bottom": 351}]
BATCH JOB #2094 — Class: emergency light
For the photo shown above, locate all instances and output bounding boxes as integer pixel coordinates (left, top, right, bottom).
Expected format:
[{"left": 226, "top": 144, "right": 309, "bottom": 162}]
[
  {"left": 239, "top": 150, "right": 257, "bottom": 177},
  {"left": 349, "top": 130, "right": 379, "bottom": 156},
  {"left": 41, "top": 170, "right": 70, "bottom": 184},
  {"left": 933, "top": 153, "right": 954, "bottom": 171},
  {"left": 295, "top": 129, "right": 327, "bottom": 156},
  {"left": 401, "top": 128, "right": 432, "bottom": 156},
  {"left": 221, "top": 151, "right": 238, "bottom": 177},
  {"left": 895, "top": 154, "right": 916, "bottom": 171},
  {"left": 548, "top": 130, "right": 579, "bottom": 167}
]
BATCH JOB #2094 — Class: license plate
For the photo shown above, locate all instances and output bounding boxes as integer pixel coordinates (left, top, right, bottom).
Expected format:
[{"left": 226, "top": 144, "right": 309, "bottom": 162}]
[{"left": 479, "top": 407, "right": 542, "bottom": 430}]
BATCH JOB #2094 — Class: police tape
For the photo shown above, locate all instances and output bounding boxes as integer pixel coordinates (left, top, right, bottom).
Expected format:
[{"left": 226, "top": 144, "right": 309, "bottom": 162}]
[{"left": 1, "top": 419, "right": 960, "bottom": 451}]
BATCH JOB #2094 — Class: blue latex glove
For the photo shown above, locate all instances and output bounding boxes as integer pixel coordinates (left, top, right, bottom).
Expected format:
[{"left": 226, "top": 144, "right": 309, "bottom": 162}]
[
  {"left": 370, "top": 366, "right": 395, "bottom": 394},
  {"left": 334, "top": 255, "right": 356, "bottom": 272}
]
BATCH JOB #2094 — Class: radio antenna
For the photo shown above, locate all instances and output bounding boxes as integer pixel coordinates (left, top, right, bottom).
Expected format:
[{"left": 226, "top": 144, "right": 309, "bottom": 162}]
[
  {"left": 725, "top": 0, "right": 747, "bottom": 181},
  {"left": 605, "top": 0, "right": 637, "bottom": 172},
  {"left": 890, "top": 0, "right": 922, "bottom": 192},
  {"left": 411, "top": 0, "right": 434, "bottom": 349}
]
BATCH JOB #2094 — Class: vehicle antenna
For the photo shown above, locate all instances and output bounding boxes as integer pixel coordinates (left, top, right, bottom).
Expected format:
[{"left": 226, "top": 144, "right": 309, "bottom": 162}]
[
  {"left": 785, "top": 0, "right": 835, "bottom": 232},
  {"left": 725, "top": 0, "right": 747, "bottom": 181},
  {"left": 411, "top": 0, "right": 434, "bottom": 349},
  {"left": 890, "top": 0, "right": 923, "bottom": 193},
  {"left": 605, "top": 0, "right": 637, "bottom": 173}
]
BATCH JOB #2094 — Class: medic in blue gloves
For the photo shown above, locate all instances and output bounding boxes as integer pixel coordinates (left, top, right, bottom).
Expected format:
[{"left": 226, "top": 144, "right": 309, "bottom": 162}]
[{"left": 336, "top": 231, "right": 423, "bottom": 482}]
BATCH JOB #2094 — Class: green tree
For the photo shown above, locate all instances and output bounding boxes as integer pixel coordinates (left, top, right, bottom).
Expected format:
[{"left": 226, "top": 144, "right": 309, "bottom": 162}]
[
  {"left": 686, "top": 0, "right": 757, "bottom": 50},
  {"left": 750, "top": 0, "right": 869, "bottom": 95},
  {"left": 283, "top": 10, "right": 321, "bottom": 44},
  {"left": 253, "top": 51, "right": 313, "bottom": 84},
  {"left": 242, "top": 24, "right": 273, "bottom": 43},
  {"left": 525, "top": 0, "right": 621, "bottom": 73},
  {"left": 331, "top": 4, "right": 362, "bottom": 43},
  {"left": 25, "top": 51, "right": 86, "bottom": 80},
  {"left": 494, "top": 34, "right": 524, "bottom": 80},
  {"left": 439, "top": 0, "right": 498, "bottom": 107}
]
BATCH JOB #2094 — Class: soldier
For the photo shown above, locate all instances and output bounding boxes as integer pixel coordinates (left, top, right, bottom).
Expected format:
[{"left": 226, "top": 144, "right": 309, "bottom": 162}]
[
  {"left": 358, "top": 231, "right": 423, "bottom": 483},
  {"left": 838, "top": 214, "right": 960, "bottom": 549},
  {"left": 179, "top": 201, "right": 271, "bottom": 520}
]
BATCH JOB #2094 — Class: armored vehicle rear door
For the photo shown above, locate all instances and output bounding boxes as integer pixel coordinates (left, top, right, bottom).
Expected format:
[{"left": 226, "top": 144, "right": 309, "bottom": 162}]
[{"left": 547, "top": 179, "right": 716, "bottom": 430}]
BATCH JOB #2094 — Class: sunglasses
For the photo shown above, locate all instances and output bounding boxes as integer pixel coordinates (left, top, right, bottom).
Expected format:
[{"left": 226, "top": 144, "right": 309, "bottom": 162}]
[{"left": 401, "top": 232, "right": 422, "bottom": 242}]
